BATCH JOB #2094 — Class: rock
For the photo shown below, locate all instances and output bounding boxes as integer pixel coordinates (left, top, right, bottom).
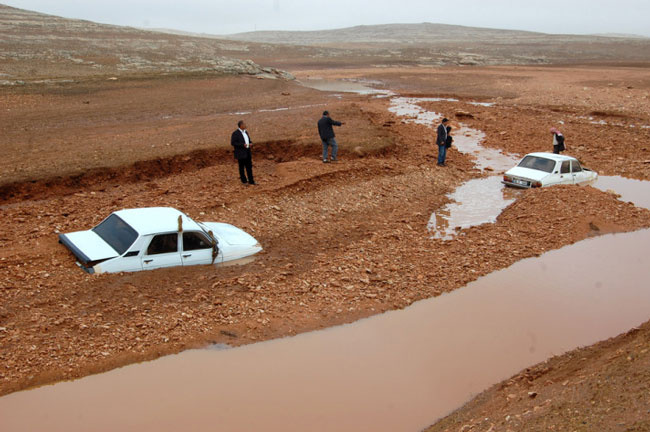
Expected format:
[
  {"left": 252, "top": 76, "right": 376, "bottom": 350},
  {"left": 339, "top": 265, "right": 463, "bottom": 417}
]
[{"left": 455, "top": 111, "right": 475, "bottom": 119}]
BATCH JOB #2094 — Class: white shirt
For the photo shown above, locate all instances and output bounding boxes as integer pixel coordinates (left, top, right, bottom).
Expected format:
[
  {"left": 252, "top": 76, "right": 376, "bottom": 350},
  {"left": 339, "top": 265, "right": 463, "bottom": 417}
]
[{"left": 239, "top": 128, "right": 250, "bottom": 148}]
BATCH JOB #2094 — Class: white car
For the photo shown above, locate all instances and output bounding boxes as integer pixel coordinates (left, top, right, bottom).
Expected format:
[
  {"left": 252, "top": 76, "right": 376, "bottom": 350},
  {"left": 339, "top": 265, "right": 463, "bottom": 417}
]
[
  {"left": 59, "top": 207, "right": 262, "bottom": 274},
  {"left": 502, "top": 152, "right": 597, "bottom": 189}
]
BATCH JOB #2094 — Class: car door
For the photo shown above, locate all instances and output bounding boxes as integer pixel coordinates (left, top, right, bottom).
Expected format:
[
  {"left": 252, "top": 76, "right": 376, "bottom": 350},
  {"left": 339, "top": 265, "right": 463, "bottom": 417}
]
[
  {"left": 181, "top": 231, "right": 220, "bottom": 267},
  {"left": 557, "top": 160, "right": 572, "bottom": 185},
  {"left": 571, "top": 160, "right": 588, "bottom": 184},
  {"left": 142, "top": 233, "right": 182, "bottom": 270}
]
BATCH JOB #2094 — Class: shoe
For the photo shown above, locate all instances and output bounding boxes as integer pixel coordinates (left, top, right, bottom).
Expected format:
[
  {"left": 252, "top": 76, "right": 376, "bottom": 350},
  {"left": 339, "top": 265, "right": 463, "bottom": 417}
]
[
  {"left": 330, "top": 158, "right": 338, "bottom": 163},
  {"left": 248, "top": 181, "right": 257, "bottom": 185},
  {"left": 323, "top": 159, "right": 329, "bottom": 163}
]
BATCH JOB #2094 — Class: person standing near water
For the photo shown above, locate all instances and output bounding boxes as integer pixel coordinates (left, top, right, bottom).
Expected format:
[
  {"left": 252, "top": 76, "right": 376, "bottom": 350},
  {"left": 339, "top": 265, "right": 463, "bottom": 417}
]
[
  {"left": 436, "top": 118, "right": 449, "bottom": 166},
  {"left": 550, "top": 127, "right": 566, "bottom": 154}
]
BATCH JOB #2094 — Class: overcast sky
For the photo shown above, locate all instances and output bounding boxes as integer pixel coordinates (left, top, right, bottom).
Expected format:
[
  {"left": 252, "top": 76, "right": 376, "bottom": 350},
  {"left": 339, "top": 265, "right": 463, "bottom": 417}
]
[{"left": 4, "top": 0, "right": 650, "bottom": 37}]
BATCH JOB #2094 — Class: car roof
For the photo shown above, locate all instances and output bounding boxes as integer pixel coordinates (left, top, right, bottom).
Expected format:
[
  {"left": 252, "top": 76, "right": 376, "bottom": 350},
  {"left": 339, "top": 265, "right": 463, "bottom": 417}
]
[
  {"left": 113, "top": 207, "right": 202, "bottom": 235},
  {"left": 525, "top": 152, "right": 577, "bottom": 162}
]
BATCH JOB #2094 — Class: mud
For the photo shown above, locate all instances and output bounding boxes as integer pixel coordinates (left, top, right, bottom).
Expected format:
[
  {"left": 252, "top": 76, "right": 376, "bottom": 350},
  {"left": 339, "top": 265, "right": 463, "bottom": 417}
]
[
  {"left": 2, "top": 229, "right": 649, "bottom": 432},
  {"left": 2, "top": 61, "right": 650, "bottom": 432}
]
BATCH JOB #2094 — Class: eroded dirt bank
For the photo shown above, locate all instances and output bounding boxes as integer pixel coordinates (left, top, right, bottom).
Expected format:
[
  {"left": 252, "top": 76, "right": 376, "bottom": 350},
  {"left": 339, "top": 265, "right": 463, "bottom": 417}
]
[
  {"left": 426, "top": 320, "right": 650, "bottom": 432},
  {"left": 1, "top": 65, "right": 650, "bottom": 426}
]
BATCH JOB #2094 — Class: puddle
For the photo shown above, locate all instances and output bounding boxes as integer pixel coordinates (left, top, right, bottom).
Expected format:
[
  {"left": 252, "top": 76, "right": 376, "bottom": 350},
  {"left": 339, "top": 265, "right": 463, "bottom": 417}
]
[
  {"left": 388, "top": 98, "right": 520, "bottom": 238},
  {"left": 299, "top": 78, "right": 394, "bottom": 96},
  {"left": 428, "top": 176, "right": 518, "bottom": 239},
  {"left": 451, "top": 126, "right": 519, "bottom": 172},
  {"left": 592, "top": 175, "right": 650, "bottom": 210},
  {"left": 2, "top": 229, "right": 649, "bottom": 432}
]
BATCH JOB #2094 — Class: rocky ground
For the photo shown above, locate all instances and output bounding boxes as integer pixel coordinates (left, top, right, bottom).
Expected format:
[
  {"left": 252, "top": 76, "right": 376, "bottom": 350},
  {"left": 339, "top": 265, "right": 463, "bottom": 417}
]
[{"left": 2, "top": 6, "right": 650, "bottom": 430}]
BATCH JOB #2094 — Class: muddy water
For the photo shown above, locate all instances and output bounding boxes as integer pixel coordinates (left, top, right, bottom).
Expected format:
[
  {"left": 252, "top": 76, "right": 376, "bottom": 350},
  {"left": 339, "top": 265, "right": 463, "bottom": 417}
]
[
  {"left": 2, "top": 229, "right": 650, "bottom": 432},
  {"left": 299, "top": 78, "right": 394, "bottom": 96},
  {"left": 593, "top": 175, "right": 650, "bottom": 210},
  {"left": 428, "top": 176, "right": 518, "bottom": 239},
  {"left": 387, "top": 97, "right": 520, "bottom": 239}
]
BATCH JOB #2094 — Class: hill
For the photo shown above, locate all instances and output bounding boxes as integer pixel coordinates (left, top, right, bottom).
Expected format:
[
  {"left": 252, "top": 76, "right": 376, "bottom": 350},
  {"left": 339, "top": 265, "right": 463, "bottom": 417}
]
[
  {"left": 220, "top": 22, "right": 650, "bottom": 66},
  {"left": 0, "top": 4, "right": 292, "bottom": 84}
]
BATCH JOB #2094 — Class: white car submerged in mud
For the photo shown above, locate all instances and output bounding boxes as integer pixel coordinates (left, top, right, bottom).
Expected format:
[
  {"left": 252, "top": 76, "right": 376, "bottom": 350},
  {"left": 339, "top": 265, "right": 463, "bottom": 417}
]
[
  {"left": 502, "top": 152, "right": 597, "bottom": 189},
  {"left": 59, "top": 207, "right": 262, "bottom": 274}
]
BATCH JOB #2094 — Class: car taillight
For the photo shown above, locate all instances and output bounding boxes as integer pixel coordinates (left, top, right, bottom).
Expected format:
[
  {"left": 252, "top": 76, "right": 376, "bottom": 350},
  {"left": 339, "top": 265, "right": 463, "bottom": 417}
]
[
  {"left": 503, "top": 175, "right": 512, "bottom": 182},
  {"left": 532, "top": 181, "right": 542, "bottom": 188}
]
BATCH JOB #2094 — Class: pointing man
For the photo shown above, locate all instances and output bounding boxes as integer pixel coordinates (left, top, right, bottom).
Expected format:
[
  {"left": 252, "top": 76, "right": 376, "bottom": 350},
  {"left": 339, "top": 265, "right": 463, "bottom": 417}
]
[{"left": 317, "top": 110, "right": 344, "bottom": 163}]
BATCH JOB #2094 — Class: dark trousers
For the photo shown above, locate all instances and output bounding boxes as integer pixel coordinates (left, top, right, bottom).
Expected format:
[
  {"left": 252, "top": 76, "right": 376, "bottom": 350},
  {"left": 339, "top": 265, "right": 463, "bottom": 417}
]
[{"left": 237, "top": 156, "right": 254, "bottom": 184}]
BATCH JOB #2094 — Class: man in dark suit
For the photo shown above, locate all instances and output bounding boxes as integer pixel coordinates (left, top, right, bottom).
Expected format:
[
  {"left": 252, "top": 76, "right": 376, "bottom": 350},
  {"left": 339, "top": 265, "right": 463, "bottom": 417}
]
[
  {"left": 436, "top": 117, "right": 449, "bottom": 166},
  {"left": 231, "top": 120, "right": 255, "bottom": 185},
  {"left": 317, "top": 110, "right": 344, "bottom": 163}
]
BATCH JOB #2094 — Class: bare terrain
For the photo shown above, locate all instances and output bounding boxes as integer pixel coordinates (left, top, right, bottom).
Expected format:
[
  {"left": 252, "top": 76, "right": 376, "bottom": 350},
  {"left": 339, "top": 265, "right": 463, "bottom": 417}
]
[{"left": 1, "top": 4, "right": 650, "bottom": 430}]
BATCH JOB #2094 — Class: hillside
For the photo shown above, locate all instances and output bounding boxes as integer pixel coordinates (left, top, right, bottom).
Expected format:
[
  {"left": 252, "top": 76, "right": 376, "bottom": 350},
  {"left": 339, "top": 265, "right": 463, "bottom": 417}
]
[
  {"left": 0, "top": 4, "right": 292, "bottom": 83},
  {"left": 220, "top": 22, "right": 650, "bottom": 66}
]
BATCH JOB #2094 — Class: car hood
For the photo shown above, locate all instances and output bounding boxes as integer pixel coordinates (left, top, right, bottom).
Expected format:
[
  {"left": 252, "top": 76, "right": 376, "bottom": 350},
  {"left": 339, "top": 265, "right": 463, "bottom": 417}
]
[
  {"left": 505, "top": 166, "right": 550, "bottom": 182},
  {"left": 59, "top": 230, "right": 119, "bottom": 265},
  {"left": 201, "top": 222, "right": 260, "bottom": 246}
]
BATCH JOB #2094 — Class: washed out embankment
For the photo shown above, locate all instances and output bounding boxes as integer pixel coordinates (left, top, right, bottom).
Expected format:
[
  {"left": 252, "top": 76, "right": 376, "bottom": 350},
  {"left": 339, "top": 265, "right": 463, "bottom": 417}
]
[{"left": 0, "top": 139, "right": 390, "bottom": 205}]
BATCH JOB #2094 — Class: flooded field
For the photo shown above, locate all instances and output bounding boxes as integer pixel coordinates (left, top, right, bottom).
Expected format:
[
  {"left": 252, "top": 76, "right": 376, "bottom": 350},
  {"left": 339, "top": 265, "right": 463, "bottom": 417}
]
[{"left": 2, "top": 228, "right": 649, "bottom": 431}]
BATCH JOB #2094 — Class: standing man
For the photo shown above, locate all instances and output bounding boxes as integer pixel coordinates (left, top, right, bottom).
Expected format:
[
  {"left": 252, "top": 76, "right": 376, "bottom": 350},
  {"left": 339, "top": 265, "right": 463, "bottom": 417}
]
[
  {"left": 317, "top": 110, "right": 344, "bottom": 163},
  {"left": 550, "top": 127, "right": 566, "bottom": 154},
  {"left": 436, "top": 117, "right": 449, "bottom": 166},
  {"left": 231, "top": 120, "right": 255, "bottom": 185}
]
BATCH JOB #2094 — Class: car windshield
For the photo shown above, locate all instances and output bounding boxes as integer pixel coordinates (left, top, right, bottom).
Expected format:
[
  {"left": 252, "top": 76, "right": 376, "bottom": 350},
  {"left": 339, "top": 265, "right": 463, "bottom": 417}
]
[
  {"left": 92, "top": 214, "right": 138, "bottom": 255},
  {"left": 517, "top": 156, "right": 556, "bottom": 173}
]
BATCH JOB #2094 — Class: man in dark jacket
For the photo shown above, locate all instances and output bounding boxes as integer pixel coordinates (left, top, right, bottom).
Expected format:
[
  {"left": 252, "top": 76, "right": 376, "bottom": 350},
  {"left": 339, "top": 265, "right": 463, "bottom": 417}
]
[
  {"left": 317, "top": 110, "right": 344, "bottom": 163},
  {"left": 231, "top": 120, "right": 255, "bottom": 185},
  {"left": 436, "top": 117, "right": 449, "bottom": 166}
]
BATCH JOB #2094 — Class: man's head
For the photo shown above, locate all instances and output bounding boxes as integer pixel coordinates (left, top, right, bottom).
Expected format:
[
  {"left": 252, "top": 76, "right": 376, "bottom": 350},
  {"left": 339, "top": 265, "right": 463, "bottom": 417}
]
[
  {"left": 442, "top": 118, "right": 449, "bottom": 124},
  {"left": 323, "top": 110, "right": 329, "bottom": 117},
  {"left": 238, "top": 120, "right": 246, "bottom": 130}
]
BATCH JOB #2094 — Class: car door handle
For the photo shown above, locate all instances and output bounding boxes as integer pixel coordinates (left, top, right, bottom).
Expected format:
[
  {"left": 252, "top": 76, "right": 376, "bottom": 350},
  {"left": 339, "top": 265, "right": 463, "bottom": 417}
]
[
  {"left": 182, "top": 254, "right": 192, "bottom": 258},
  {"left": 143, "top": 259, "right": 153, "bottom": 263}
]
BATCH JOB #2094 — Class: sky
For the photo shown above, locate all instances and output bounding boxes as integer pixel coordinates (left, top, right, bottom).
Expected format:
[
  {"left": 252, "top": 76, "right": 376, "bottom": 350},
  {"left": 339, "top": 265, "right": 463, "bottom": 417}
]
[{"left": 3, "top": 0, "right": 650, "bottom": 37}]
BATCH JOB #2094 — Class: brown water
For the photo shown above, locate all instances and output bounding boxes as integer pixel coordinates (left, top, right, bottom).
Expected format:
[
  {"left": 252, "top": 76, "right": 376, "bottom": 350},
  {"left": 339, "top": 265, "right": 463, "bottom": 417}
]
[{"left": 2, "top": 229, "right": 650, "bottom": 432}]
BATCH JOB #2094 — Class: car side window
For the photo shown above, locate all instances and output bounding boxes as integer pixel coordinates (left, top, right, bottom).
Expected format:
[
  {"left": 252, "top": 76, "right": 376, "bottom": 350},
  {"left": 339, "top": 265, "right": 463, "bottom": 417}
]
[
  {"left": 571, "top": 160, "right": 582, "bottom": 172},
  {"left": 560, "top": 161, "right": 570, "bottom": 174},
  {"left": 147, "top": 233, "right": 178, "bottom": 255},
  {"left": 183, "top": 232, "right": 212, "bottom": 251}
]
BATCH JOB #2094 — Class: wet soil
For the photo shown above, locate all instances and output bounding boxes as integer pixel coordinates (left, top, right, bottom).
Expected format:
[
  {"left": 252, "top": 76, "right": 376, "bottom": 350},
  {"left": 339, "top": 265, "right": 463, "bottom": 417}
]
[
  {"left": 2, "top": 63, "right": 650, "bottom": 431},
  {"left": 3, "top": 229, "right": 649, "bottom": 432}
]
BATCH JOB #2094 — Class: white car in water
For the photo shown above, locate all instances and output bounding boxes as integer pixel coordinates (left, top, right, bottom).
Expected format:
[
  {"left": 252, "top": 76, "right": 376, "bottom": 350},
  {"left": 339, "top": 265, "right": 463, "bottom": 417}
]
[
  {"left": 502, "top": 152, "right": 598, "bottom": 189},
  {"left": 59, "top": 207, "right": 262, "bottom": 274}
]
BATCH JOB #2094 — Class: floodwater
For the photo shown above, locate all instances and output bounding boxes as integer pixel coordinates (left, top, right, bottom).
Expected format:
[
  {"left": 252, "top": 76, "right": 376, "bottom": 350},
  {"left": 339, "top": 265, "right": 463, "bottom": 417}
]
[
  {"left": 428, "top": 176, "right": 518, "bottom": 239},
  {"left": 2, "top": 229, "right": 650, "bottom": 432},
  {"left": 299, "top": 78, "right": 394, "bottom": 96},
  {"left": 388, "top": 97, "right": 520, "bottom": 239},
  {"left": 593, "top": 175, "right": 650, "bottom": 210}
]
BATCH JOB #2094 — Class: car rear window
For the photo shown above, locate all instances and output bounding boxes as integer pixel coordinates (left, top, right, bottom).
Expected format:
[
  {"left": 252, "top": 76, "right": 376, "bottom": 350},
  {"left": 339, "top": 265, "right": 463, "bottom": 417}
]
[
  {"left": 92, "top": 214, "right": 138, "bottom": 255},
  {"left": 517, "top": 156, "right": 556, "bottom": 173}
]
